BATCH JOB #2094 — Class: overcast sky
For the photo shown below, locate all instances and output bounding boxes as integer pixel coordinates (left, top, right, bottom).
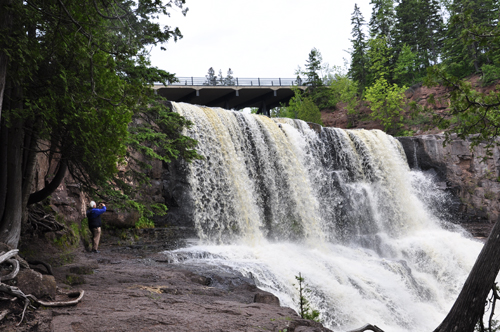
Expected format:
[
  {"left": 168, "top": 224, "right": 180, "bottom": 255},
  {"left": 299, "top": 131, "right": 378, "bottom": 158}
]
[{"left": 150, "top": 0, "right": 373, "bottom": 79}]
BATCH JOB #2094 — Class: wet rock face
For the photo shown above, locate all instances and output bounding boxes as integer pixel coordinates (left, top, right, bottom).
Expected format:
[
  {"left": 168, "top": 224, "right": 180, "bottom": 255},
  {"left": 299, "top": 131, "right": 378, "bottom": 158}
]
[{"left": 398, "top": 135, "right": 500, "bottom": 223}]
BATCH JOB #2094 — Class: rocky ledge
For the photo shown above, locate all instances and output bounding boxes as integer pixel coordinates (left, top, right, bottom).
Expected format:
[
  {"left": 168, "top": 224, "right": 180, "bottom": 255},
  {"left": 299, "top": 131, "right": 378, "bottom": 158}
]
[{"left": 398, "top": 134, "right": 500, "bottom": 224}]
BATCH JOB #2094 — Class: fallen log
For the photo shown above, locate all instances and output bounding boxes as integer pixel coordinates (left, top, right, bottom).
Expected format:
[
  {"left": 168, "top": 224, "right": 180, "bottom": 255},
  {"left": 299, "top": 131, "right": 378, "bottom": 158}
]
[{"left": 347, "top": 324, "right": 385, "bottom": 332}]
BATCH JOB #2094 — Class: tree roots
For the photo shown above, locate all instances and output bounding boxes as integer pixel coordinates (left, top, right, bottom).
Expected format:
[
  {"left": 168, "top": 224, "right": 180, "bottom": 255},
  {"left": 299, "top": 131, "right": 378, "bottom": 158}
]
[{"left": 0, "top": 248, "right": 84, "bottom": 325}]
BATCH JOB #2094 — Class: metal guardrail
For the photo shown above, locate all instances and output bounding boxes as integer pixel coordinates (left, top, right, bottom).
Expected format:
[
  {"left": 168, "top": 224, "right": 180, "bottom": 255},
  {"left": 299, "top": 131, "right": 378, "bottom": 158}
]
[{"left": 163, "top": 77, "right": 305, "bottom": 87}]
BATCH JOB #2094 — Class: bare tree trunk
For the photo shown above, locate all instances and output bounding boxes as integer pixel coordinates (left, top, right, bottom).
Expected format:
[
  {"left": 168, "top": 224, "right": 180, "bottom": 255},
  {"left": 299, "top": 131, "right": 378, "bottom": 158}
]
[
  {"left": 0, "top": 82, "right": 24, "bottom": 248},
  {"left": 0, "top": 118, "right": 24, "bottom": 248},
  {"left": 0, "top": 119, "right": 8, "bottom": 222},
  {"left": 434, "top": 216, "right": 500, "bottom": 332},
  {"left": 28, "top": 159, "right": 67, "bottom": 205},
  {"left": 0, "top": 0, "right": 13, "bottom": 123}
]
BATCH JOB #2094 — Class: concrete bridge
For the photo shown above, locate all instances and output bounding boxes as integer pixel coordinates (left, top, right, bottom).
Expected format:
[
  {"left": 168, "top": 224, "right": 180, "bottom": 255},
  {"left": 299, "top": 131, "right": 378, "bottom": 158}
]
[{"left": 154, "top": 77, "right": 306, "bottom": 116}]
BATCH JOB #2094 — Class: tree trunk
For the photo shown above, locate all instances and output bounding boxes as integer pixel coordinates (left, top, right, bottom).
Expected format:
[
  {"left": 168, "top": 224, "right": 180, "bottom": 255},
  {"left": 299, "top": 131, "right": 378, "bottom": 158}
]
[
  {"left": 0, "top": 118, "right": 24, "bottom": 248},
  {"left": 434, "top": 216, "right": 500, "bottom": 332},
  {"left": 28, "top": 159, "right": 67, "bottom": 205},
  {"left": 0, "top": 0, "right": 13, "bottom": 123},
  {"left": 0, "top": 119, "right": 8, "bottom": 222}
]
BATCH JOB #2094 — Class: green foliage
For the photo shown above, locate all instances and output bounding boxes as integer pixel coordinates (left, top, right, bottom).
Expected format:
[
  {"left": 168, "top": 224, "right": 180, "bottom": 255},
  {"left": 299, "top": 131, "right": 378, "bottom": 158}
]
[
  {"left": 481, "top": 65, "right": 500, "bottom": 86},
  {"left": 365, "top": 78, "right": 407, "bottom": 133},
  {"left": 425, "top": 65, "right": 500, "bottom": 151},
  {"left": 294, "top": 273, "right": 321, "bottom": 322},
  {"left": 366, "top": 37, "right": 393, "bottom": 86},
  {"left": 369, "top": 0, "right": 395, "bottom": 40},
  {"left": 275, "top": 88, "right": 323, "bottom": 125},
  {"left": 0, "top": 0, "right": 201, "bottom": 235},
  {"left": 393, "top": 44, "right": 418, "bottom": 86},
  {"left": 289, "top": 90, "right": 323, "bottom": 125},
  {"left": 303, "top": 48, "right": 324, "bottom": 87},
  {"left": 135, "top": 217, "right": 155, "bottom": 229},
  {"left": 329, "top": 66, "right": 360, "bottom": 125},
  {"left": 349, "top": 4, "right": 368, "bottom": 93}
]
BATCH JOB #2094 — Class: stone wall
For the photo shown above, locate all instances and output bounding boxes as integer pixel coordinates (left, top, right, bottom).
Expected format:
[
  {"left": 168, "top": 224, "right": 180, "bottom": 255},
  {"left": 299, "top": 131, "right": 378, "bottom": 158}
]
[{"left": 398, "top": 135, "right": 500, "bottom": 223}]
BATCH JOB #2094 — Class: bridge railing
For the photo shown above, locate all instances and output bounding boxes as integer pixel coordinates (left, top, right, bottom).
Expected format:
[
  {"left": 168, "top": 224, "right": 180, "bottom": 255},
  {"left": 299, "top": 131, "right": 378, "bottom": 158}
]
[{"left": 164, "top": 77, "right": 305, "bottom": 87}]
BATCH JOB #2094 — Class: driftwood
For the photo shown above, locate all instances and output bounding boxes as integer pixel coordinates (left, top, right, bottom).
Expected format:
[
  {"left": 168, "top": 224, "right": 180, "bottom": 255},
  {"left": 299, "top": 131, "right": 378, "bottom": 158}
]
[
  {"left": 0, "top": 249, "right": 19, "bottom": 264},
  {"left": 0, "top": 259, "right": 20, "bottom": 281},
  {"left": 27, "top": 290, "right": 85, "bottom": 307},
  {"left": 0, "top": 247, "right": 85, "bottom": 325},
  {"left": 347, "top": 324, "right": 385, "bottom": 332},
  {"left": 0, "top": 309, "right": 10, "bottom": 322}
]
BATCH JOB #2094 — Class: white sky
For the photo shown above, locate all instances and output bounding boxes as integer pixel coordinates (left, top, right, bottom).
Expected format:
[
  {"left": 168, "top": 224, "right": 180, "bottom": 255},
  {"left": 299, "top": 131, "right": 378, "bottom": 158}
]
[{"left": 150, "top": 0, "right": 373, "bottom": 79}]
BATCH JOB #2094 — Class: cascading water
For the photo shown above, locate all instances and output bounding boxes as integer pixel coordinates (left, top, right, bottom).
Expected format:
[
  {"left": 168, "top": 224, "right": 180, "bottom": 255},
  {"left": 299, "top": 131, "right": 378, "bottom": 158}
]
[{"left": 164, "top": 102, "right": 483, "bottom": 331}]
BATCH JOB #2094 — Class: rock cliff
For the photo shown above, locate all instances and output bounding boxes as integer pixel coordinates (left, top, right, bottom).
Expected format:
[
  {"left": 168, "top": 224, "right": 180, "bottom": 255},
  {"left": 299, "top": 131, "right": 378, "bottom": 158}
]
[{"left": 398, "top": 134, "right": 500, "bottom": 224}]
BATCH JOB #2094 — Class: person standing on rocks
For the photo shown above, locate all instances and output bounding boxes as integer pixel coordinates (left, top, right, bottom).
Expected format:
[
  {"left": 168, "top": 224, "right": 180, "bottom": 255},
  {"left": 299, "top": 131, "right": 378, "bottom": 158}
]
[{"left": 86, "top": 201, "right": 106, "bottom": 253}]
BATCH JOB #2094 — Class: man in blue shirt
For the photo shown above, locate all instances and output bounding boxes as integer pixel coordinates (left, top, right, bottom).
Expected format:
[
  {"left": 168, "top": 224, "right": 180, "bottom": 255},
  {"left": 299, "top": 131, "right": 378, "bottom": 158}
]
[{"left": 86, "top": 201, "right": 106, "bottom": 253}]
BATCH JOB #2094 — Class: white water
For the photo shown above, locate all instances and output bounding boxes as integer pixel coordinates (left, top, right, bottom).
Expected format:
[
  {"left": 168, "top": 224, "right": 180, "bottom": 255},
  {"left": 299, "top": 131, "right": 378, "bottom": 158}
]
[{"left": 165, "top": 102, "right": 483, "bottom": 332}]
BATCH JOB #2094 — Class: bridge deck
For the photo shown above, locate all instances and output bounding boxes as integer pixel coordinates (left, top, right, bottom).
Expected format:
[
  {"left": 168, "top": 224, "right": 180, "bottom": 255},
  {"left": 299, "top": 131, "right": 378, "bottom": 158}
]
[{"left": 154, "top": 77, "right": 307, "bottom": 114}]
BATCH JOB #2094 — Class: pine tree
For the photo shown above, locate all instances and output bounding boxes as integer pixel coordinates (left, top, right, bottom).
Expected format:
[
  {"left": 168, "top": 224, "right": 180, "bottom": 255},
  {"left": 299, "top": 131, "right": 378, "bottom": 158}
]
[
  {"left": 304, "top": 48, "right": 323, "bottom": 87},
  {"left": 348, "top": 3, "right": 368, "bottom": 93},
  {"left": 217, "top": 69, "right": 224, "bottom": 85},
  {"left": 393, "top": 0, "right": 444, "bottom": 81},
  {"left": 365, "top": 36, "right": 393, "bottom": 86},
  {"left": 442, "top": 0, "right": 500, "bottom": 78},
  {"left": 369, "top": 0, "right": 395, "bottom": 43},
  {"left": 205, "top": 67, "right": 217, "bottom": 85},
  {"left": 225, "top": 68, "right": 235, "bottom": 86}
]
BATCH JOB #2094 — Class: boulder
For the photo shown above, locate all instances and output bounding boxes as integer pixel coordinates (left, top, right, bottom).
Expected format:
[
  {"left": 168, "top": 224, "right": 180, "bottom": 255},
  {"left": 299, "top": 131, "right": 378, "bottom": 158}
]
[
  {"left": 102, "top": 209, "right": 140, "bottom": 228},
  {"left": 254, "top": 292, "right": 280, "bottom": 306},
  {"left": 15, "top": 269, "right": 56, "bottom": 300}
]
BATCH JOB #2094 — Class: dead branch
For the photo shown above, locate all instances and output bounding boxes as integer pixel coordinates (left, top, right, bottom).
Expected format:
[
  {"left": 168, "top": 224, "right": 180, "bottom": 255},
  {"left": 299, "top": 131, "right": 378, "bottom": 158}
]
[
  {"left": 0, "top": 309, "right": 10, "bottom": 322},
  {"left": 0, "top": 283, "right": 31, "bottom": 325},
  {"left": 0, "top": 250, "right": 19, "bottom": 264},
  {"left": 0, "top": 259, "right": 20, "bottom": 281},
  {"left": 347, "top": 324, "right": 385, "bottom": 332},
  {"left": 27, "top": 290, "right": 85, "bottom": 307},
  {"left": 28, "top": 204, "right": 64, "bottom": 233}
]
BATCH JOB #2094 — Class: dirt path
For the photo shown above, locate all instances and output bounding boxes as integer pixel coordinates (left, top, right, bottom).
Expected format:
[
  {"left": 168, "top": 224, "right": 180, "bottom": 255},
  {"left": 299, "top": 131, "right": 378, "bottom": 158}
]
[{"left": 3, "top": 240, "right": 331, "bottom": 332}]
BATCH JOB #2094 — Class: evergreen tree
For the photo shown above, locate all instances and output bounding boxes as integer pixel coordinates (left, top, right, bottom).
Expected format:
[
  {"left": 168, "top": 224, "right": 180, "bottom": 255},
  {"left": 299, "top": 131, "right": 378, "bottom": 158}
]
[
  {"left": 217, "top": 69, "right": 224, "bottom": 85},
  {"left": 442, "top": 0, "right": 500, "bottom": 78},
  {"left": 393, "top": 44, "right": 418, "bottom": 85},
  {"left": 369, "top": 0, "right": 395, "bottom": 43},
  {"left": 304, "top": 48, "right": 323, "bottom": 87},
  {"left": 365, "top": 36, "right": 393, "bottom": 86},
  {"left": 0, "top": 0, "right": 199, "bottom": 248},
  {"left": 348, "top": 3, "right": 368, "bottom": 93},
  {"left": 393, "top": 0, "right": 443, "bottom": 79},
  {"left": 225, "top": 68, "right": 236, "bottom": 86},
  {"left": 367, "top": 0, "right": 396, "bottom": 86},
  {"left": 205, "top": 67, "right": 217, "bottom": 85}
]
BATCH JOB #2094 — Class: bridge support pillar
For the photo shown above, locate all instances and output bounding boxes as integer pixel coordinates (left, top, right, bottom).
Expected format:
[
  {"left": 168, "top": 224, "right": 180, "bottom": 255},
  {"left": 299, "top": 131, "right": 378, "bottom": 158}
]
[{"left": 257, "top": 101, "right": 269, "bottom": 117}]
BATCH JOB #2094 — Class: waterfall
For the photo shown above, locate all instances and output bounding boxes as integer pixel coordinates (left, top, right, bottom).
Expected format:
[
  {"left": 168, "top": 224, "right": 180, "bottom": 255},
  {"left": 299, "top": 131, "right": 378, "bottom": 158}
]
[{"left": 165, "top": 102, "right": 483, "bottom": 332}]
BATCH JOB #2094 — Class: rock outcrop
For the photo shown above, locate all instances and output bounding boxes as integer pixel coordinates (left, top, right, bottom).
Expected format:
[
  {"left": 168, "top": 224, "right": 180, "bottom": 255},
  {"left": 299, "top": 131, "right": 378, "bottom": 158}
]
[{"left": 398, "top": 134, "right": 500, "bottom": 223}]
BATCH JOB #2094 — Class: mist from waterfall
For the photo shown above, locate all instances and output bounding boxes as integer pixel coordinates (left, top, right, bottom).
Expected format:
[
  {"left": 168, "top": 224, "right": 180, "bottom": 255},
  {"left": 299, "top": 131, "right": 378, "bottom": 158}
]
[{"left": 164, "top": 102, "right": 483, "bottom": 332}]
